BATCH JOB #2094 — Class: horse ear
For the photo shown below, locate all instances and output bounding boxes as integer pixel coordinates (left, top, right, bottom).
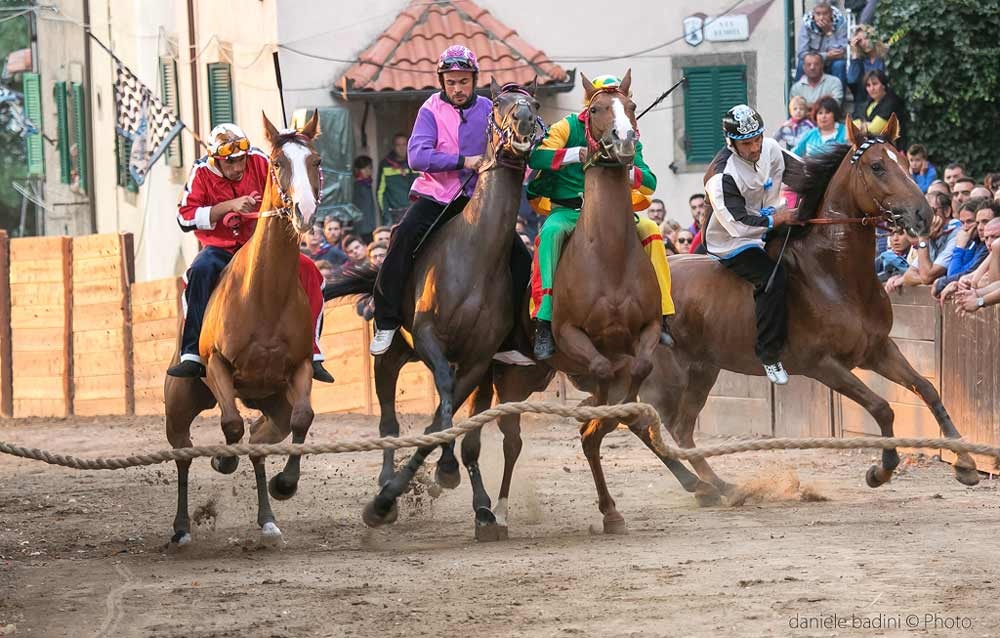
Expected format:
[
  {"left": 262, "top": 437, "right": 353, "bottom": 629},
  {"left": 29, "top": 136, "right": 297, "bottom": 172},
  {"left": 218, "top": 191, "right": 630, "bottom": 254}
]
[
  {"left": 581, "top": 71, "right": 596, "bottom": 103},
  {"left": 300, "top": 109, "right": 321, "bottom": 139},
  {"left": 528, "top": 75, "right": 538, "bottom": 96},
  {"left": 882, "top": 112, "right": 900, "bottom": 143},
  {"left": 490, "top": 76, "right": 500, "bottom": 99},
  {"left": 845, "top": 115, "right": 863, "bottom": 147},
  {"left": 620, "top": 68, "right": 632, "bottom": 95},
  {"left": 262, "top": 111, "right": 280, "bottom": 145}
]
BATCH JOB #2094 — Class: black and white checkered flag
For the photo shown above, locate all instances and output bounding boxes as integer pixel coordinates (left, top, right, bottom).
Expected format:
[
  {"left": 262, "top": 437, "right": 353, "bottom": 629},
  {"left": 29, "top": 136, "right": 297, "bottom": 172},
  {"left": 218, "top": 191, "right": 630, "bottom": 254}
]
[{"left": 114, "top": 63, "right": 183, "bottom": 186}]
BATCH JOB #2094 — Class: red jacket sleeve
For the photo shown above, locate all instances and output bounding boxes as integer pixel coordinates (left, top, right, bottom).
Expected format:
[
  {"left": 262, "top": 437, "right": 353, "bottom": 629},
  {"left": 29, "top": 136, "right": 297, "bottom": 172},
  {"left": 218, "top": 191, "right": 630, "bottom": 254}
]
[{"left": 177, "top": 162, "right": 215, "bottom": 232}]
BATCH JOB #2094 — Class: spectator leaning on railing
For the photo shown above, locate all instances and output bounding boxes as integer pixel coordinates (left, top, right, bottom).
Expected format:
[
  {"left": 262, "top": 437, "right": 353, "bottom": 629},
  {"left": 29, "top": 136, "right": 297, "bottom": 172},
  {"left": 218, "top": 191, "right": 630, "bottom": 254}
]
[
  {"left": 950, "top": 217, "right": 1000, "bottom": 313},
  {"left": 884, "top": 195, "right": 960, "bottom": 293},
  {"left": 933, "top": 198, "right": 998, "bottom": 296}
]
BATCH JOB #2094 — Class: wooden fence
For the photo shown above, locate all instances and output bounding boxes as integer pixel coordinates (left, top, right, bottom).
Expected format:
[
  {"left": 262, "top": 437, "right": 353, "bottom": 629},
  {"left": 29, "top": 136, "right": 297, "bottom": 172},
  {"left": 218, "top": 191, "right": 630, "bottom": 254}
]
[{"left": 0, "top": 233, "right": 995, "bottom": 466}]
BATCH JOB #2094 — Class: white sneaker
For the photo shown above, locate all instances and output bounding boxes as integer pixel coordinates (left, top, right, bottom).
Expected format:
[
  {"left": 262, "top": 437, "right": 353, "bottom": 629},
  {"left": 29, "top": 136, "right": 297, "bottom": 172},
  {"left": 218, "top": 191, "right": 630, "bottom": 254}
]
[
  {"left": 763, "top": 362, "right": 789, "bottom": 385},
  {"left": 370, "top": 328, "right": 398, "bottom": 355}
]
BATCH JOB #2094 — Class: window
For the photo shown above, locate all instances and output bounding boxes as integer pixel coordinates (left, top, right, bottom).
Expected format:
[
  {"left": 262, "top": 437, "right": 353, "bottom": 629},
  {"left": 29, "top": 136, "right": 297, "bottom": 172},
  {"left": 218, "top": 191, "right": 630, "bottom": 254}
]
[
  {"left": 22, "top": 72, "right": 43, "bottom": 176},
  {"left": 206, "top": 62, "right": 234, "bottom": 129},
  {"left": 682, "top": 65, "right": 748, "bottom": 164},
  {"left": 54, "top": 81, "right": 71, "bottom": 183},
  {"left": 160, "top": 57, "right": 183, "bottom": 167},
  {"left": 55, "top": 82, "right": 89, "bottom": 193},
  {"left": 71, "top": 83, "right": 88, "bottom": 193}
]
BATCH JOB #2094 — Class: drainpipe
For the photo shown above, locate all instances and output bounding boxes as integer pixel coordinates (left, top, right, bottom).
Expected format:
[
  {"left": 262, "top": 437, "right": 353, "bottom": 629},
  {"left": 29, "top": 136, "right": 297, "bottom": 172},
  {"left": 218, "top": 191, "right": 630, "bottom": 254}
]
[
  {"left": 186, "top": 0, "right": 199, "bottom": 141},
  {"left": 82, "top": 0, "right": 97, "bottom": 233},
  {"left": 785, "top": 0, "right": 796, "bottom": 102}
]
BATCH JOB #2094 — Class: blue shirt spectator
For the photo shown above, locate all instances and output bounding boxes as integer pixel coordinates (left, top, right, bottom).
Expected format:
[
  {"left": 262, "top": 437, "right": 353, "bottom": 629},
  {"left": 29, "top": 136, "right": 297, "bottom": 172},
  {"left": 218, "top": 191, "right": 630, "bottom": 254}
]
[
  {"left": 906, "top": 144, "right": 937, "bottom": 193},
  {"left": 797, "top": 1, "right": 848, "bottom": 86},
  {"left": 792, "top": 96, "right": 846, "bottom": 157}
]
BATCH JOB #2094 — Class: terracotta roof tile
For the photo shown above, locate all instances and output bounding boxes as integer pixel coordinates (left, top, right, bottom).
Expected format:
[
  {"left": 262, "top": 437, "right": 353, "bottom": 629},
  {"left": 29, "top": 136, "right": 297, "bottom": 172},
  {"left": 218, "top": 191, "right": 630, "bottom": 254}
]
[{"left": 339, "top": 0, "right": 570, "bottom": 94}]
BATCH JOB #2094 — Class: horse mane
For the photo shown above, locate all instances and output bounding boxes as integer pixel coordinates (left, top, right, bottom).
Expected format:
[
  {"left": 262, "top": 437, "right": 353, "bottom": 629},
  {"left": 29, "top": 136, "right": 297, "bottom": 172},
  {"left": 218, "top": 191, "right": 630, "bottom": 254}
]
[{"left": 788, "top": 144, "right": 852, "bottom": 221}]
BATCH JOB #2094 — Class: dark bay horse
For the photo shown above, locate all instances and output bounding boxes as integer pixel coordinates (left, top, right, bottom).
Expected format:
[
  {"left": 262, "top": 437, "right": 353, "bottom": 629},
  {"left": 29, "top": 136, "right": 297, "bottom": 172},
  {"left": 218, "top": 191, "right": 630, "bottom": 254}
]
[
  {"left": 325, "top": 80, "right": 544, "bottom": 537},
  {"left": 479, "top": 113, "right": 978, "bottom": 535},
  {"left": 637, "top": 113, "right": 980, "bottom": 501},
  {"left": 535, "top": 70, "right": 663, "bottom": 534},
  {"left": 163, "top": 112, "right": 324, "bottom": 545}
]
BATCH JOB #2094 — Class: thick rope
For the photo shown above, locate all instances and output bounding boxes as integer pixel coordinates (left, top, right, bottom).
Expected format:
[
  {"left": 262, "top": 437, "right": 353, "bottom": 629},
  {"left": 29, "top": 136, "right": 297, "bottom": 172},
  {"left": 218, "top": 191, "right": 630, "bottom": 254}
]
[{"left": 0, "top": 401, "right": 997, "bottom": 471}]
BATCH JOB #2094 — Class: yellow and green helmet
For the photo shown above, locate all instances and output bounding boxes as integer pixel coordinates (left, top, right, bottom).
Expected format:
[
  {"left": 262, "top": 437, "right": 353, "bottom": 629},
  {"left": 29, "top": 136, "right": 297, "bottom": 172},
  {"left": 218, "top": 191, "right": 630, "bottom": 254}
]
[{"left": 585, "top": 75, "right": 631, "bottom": 105}]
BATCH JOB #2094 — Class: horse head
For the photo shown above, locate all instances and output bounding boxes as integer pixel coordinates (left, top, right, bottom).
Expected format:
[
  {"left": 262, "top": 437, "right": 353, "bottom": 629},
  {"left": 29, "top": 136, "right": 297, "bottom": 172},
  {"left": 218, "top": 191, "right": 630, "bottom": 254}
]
[
  {"left": 262, "top": 111, "right": 322, "bottom": 235},
  {"left": 580, "top": 69, "right": 637, "bottom": 166},
  {"left": 487, "top": 77, "right": 543, "bottom": 161},
  {"left": 845, "top": 113, "right": 930, "bottom": 237}
]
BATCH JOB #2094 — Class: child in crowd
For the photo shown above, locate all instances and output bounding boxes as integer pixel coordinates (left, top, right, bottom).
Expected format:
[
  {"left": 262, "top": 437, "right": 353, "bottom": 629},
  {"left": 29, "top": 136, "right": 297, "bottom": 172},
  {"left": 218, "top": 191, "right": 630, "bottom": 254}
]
[{"left": 773, "top": 96, "right": 815, "bottom": 151}]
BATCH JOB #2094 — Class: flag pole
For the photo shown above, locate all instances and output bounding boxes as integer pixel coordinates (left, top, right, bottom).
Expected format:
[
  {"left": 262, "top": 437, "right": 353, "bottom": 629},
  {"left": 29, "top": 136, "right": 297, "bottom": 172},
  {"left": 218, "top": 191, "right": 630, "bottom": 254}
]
[{"left": 273, "top": 50, "right": 287, "bottom": 127}]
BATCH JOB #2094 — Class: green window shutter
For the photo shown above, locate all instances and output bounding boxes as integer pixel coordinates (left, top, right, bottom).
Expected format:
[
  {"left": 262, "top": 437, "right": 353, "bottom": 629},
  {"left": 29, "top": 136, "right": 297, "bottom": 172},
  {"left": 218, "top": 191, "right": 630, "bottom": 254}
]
[
  {"left": 23, "top": 72, "right": 44, "bottom": 176},
  {"left": 54, "top": 81, "right": 71, "bottom": 184},
  {"left": 71, "top": 83, "right": 88, "bottom": 194},
  {"left": 115, "top": 133, "right": 138, "bottom": 193},
  {"left": 683, "top": 65, "right": 748, "bottom": 164},
  {"left": 159, "top": 57, "right": 183, "bottom": 167},
  {"left": 206, "top": 62, "right": 234, "bottom": 129}
]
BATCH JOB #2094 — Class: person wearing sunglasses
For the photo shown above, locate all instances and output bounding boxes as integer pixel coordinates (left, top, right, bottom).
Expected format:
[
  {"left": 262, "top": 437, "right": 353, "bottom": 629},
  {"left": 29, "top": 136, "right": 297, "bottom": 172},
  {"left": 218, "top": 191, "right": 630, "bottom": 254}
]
[
  {"left": 170, "top": 123, "right": 335, "bottom": 383},
  {"left": 369, "top": 44, "right": 533, "bottom": 356}
]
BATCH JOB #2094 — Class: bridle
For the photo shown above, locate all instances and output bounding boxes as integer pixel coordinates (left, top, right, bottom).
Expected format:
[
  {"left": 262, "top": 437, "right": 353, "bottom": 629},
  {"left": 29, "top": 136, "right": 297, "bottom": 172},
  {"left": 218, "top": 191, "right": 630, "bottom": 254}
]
[
  {"left": 223, "top": 134, "right": 321, "bottom": 233},
  {"left": 805, "top": 136, "right": 900, "bottom": 230},
  {"left": 479, "top": 85, "right": 544, "bottom": 173},
  {"left": 580, "top": 88, "right": 639, "bottom": 172}
]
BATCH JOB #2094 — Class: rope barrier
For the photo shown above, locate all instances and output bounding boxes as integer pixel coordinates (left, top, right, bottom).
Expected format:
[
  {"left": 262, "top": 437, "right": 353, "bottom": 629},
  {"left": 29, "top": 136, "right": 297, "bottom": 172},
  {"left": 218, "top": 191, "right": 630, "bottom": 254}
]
[{"left": 1, "top": 401, "right": 998, "bottom": 471}]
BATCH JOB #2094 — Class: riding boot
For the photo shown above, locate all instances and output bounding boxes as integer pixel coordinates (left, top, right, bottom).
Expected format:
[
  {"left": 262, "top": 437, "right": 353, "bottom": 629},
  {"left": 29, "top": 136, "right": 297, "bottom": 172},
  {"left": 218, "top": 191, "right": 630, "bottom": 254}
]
[
  {"left": 660, "top": 315, "right": 676, "bottom": 348},
  {"left": 167, "top": 360, "right": 206, "bottom": 378},
  {"left": 312, "top": 361, "right": 335, "bottom": 383},
  {"left": 533, "top": 320, "right": 555, "bottom": 360}
]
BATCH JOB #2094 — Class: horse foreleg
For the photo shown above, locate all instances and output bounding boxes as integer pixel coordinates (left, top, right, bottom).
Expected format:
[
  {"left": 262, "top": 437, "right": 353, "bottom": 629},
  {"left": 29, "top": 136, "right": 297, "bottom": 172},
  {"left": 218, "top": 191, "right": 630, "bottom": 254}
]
[
  {"left": 811, "top": 358, "right": 899, "bottom": 487},
  {"left": 625, "top": 318, "right": 660, "bottom": 401},
  {"left": 413, "top": 327, "right": 460, "bottom": 489},
  {"left": 557, "top": 323, "right": 613, "bottom": 380},
  {"left": 364, "top": 360, "right": 491, "bottom": 529},
  {"left": 266, "top": 360, "right": 315, "bottom": 501},
  {"left": 864, "top": 340, "right": 980, "bottom": 486},
  {"left": 203, "top": 355, "right": 244, "bottom": 475},
  {"left": 463, "top": 370, "right": 504, "bottom": 540},
  {"left": 375, "top": 337, "right": 412, "bottom": 487}
]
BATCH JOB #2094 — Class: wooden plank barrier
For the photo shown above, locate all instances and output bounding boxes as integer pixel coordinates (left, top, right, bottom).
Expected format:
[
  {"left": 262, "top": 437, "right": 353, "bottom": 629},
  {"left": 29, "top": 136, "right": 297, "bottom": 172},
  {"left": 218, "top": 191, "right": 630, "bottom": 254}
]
[
  {"left": 131, "top": 277, "right": 183, "bottom": 416},
  {"left": 71, "top": 233, "right": 135, "bottom": 416},
  {"left": 0, "top": 231, "right": 11, "bottom": 417},
  {"left": 941, "top": 301, "right": 1000, "bottom": 473},
  {"left": 8, "top": 236, "right": 73, "bottom": 417}
]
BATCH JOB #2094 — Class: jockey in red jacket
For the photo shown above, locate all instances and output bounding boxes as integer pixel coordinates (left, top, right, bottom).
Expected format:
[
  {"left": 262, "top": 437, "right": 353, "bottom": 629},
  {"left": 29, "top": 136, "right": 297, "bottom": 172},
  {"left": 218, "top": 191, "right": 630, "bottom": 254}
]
[{"left": 167, "top": 123, "right": 334, "bottom": 383}]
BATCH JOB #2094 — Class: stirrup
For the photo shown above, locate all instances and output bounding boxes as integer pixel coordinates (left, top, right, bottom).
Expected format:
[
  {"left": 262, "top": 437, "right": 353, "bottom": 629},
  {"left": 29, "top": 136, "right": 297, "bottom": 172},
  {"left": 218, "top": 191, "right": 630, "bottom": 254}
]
[{"left": 762, "top": 362, "right": 789, "bottom": 385}]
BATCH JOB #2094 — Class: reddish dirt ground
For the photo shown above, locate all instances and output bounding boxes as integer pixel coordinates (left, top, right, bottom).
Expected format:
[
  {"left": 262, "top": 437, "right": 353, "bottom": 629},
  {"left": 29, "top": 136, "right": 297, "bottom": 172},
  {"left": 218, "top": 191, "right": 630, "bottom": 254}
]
[{"left": 1, "top": 411, "right": 998, "bottom": 637}]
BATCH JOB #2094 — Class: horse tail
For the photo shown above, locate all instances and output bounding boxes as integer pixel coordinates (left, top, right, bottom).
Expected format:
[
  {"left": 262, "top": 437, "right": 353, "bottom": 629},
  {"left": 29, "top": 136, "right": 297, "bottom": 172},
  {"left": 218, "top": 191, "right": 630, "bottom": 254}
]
[{"left": 323, "top": 263, "right": 380, "bottom": 302}]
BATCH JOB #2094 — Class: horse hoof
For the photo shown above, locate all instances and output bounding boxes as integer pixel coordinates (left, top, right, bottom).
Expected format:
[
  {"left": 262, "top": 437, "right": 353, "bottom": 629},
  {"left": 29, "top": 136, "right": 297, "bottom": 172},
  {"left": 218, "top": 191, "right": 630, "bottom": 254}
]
[
  {"left": 954, "top": 465, "right": 981, "bottom": 486},
  {"left": 475, "top": 506, "right": 497, "bottom": 526},
  {"left": 260, "top": 522, "right": 284, "bottom": 545},
  {"left": 268, "top": 474, "right": 298, "bottom": 501},
  {"left": 866, "top": 465, "right": 889, "bottom": 488},
  {"left": 475, "top": 522, "right": 509, "bottom": 542},
  {"left": 435, "top": 465, "right": 461, "bottom": 490},
  {"left": 170, "top": 530, "right": 192, "bottom": 546},
  {"left": 602, "top": 512, "right": 628, "bottom": 535},
  {"left": 362, "top": 499, "right": 399, "bottom": 528},
  {"left": 211, "top": 455, "right": 239, "bottom": 475},
  {"left": 694, "top": 485, "right": 723, "bottom": 508}
]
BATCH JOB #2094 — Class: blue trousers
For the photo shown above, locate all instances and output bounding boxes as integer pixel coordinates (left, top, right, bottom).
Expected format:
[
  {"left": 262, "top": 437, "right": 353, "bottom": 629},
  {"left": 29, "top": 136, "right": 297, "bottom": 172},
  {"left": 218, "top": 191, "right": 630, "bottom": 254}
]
[
  {"left": 180, "top": 246, "right": 233, "bottom": 362},
  {"left": 795, "top": 58, "right": 847, "bottom": 87}
]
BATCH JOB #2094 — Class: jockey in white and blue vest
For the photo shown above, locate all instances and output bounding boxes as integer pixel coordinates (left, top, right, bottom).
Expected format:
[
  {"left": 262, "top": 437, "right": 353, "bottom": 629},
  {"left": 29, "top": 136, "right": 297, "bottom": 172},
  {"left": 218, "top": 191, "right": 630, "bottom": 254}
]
[{"left": 704, "top": 104, "right": 802, "bottom": 385}]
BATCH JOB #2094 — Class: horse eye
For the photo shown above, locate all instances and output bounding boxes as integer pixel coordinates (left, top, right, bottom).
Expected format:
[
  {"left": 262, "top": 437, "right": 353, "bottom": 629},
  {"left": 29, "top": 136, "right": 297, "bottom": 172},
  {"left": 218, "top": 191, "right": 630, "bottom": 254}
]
[
  {"left": 589, "top": 106, "right": 598, "bottom": 114},
  {"left": 533, "top": 101, "right": 540, "bottom": 110},
  {"left": 871, "top": 161, "right": 885, "bottom": 173}
]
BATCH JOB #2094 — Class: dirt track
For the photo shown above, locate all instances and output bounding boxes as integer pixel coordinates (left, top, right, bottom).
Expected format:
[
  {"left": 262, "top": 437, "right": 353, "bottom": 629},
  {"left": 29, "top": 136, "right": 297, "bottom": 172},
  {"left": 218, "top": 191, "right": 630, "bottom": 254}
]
[{"left": 1, "top": 411, "right": 998, "bottom": 638}]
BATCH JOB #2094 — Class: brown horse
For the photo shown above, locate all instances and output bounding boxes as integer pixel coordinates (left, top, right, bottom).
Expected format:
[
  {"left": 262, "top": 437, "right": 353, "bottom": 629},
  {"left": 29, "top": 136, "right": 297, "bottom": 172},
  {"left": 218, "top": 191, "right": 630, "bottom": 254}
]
[
  {"left": 163, "top": 112, "right": 323, "bottom": 545},
  {"left": 480, "top": 113, "right": 979, "bottom": 536},
  {"left": 324, "top": 81, "right": 545, "bottom": 537},
  {"left": 636, "top": 113, "right": 980, "bottom": 500},
  {"left": 529, "top": 70, "right": 663, "bottom": 534}
]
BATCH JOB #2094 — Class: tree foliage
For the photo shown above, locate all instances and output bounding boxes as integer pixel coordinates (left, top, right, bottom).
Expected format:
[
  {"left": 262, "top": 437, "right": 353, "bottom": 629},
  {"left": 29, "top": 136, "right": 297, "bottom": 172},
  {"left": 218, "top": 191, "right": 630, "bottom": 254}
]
[
  {"left": 0, "top": 14, "right": 30, "bottom": 235},
  {"left": 876, "top": 1, "right": 1000, "bottom": 177}
]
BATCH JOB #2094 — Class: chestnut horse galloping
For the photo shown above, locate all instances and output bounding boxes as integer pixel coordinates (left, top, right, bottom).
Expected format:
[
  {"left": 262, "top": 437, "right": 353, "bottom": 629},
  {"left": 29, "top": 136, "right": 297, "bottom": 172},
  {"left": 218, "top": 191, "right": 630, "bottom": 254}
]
[
  {"left": 537, "top": 70, "right": 664, "bottom": 534},
  {"left": 163, "top": 112, "right": 323, "bottom": 545},
  {"left": 639, "top": 113, "right": 980, "bottom": 501}
]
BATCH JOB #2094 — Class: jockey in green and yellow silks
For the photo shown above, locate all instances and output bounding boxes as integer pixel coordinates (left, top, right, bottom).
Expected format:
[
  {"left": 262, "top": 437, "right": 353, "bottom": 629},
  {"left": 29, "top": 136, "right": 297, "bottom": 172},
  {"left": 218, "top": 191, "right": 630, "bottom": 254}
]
[{"left": 526, "top": 75, "right": 676, "bottom": 359}]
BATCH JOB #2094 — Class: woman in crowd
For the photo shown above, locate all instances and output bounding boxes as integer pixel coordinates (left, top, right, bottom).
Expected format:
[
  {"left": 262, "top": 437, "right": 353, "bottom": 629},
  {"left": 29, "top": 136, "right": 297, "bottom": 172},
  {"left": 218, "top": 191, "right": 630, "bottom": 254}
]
[
  {"left": 846, "top": 24, "right": 888, "bottom": 115},
  {"left": 856, "top": 69, "right": 908, "bottom": 149},
  {"left": 793, "top": 95, "right": 847, "bottom": 157}
]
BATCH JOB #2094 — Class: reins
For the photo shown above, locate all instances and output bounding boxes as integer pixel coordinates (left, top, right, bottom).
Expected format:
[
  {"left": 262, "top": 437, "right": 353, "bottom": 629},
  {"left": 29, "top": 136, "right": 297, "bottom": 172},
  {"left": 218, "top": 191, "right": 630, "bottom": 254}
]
[{"left": 800, "top": 136, "right": 897, "bottom": 231}]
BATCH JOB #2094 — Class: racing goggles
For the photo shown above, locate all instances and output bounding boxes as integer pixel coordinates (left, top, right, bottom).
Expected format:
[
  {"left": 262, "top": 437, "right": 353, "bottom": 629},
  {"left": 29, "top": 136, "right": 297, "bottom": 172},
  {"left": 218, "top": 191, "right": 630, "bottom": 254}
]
[
  {"left": 214, "top": 137, "right": 250, "bottom": 158},
  {"left": 439, "top": 56, "right": 477, "bottom": 72}
]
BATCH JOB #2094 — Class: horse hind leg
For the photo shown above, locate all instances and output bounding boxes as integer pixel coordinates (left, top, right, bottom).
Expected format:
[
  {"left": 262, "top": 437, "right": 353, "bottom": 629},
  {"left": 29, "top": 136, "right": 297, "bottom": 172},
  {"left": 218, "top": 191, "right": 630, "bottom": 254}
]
[
  {"left": 580, "top": 410, "right": 628, "bottom": 535},
  {"left": 864, "top": 340, "right": 979, "bottom": 486},
  {"left": 164, "top": 376, "right": 215, "bottom": 545},
  {"left": 374, "top": 336, "right": 413, "bottom": 487},
  {"left": 412, "top": 326, "right": 460, "bottom": 489}
]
